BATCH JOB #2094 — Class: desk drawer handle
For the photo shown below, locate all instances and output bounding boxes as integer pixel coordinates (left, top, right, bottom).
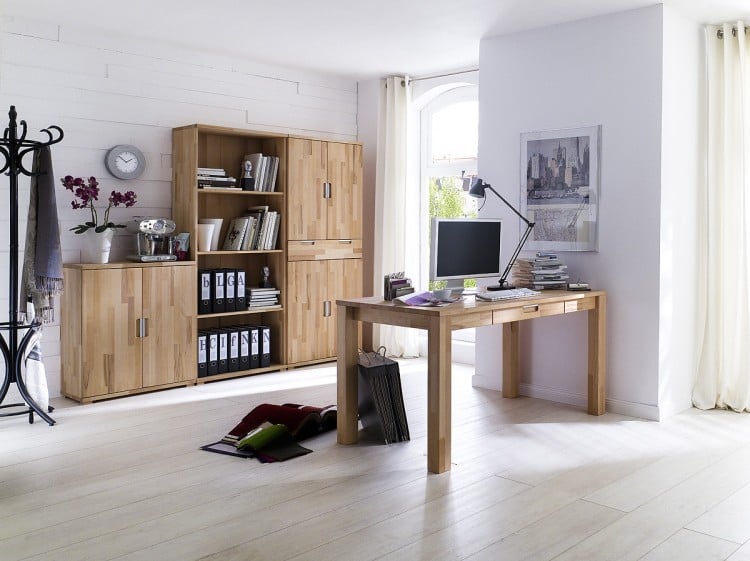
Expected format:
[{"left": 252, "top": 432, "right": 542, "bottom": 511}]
[
  {"left": 298, "top": 240, "right": 315, "bottom": 245},
  {"left": 523, "top": 305, "right": 539, "bottom": 313}
]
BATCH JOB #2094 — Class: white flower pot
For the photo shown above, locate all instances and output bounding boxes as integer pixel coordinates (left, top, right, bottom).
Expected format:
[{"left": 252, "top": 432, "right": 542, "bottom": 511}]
[{"left": 80, "top": 229, "right": 114, "bottom": 263}]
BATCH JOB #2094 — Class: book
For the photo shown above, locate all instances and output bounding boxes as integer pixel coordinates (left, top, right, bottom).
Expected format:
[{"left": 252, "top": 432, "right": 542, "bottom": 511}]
[
  {"left": 267, "top": 156, "right": 279, "bottom": 192},
  {"left": 245, "top": 205, "right": 269, "bottom": 250},
  {"left": 222, "top": 217, "right": 249, "bottom": 250},
  {"left": 240, "top": 216, "right": 257, "bottom": 251}
]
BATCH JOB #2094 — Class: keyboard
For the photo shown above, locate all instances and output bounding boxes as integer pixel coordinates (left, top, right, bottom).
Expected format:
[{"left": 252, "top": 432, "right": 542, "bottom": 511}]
[{"left": 475, "top": 287, "right": 541, "bottom": 301}]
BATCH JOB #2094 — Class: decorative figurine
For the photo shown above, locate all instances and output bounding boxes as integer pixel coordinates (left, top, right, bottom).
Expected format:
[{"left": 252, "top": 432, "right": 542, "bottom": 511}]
[
  {"left": 240, "top": 159, "right": 255, "bottom": 191},
  {"left": 260, "top": 266, "right": 272, "bottom": 288}
]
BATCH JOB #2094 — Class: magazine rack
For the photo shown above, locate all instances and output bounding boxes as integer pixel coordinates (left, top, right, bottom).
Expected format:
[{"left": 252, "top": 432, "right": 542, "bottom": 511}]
[{"left": 0, "top": 106, "right": 63, "bottom": 425}]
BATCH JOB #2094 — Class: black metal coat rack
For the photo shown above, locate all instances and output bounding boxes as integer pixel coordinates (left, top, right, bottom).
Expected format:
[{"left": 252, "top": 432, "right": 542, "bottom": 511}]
[{"left": 0, "top": 106, "right": 63, "bottom": 425}]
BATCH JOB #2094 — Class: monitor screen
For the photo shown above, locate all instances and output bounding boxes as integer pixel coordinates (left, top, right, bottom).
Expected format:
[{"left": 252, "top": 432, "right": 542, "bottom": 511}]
[{"left": 429, "top": 218, "right": 502, "bottom": 284}]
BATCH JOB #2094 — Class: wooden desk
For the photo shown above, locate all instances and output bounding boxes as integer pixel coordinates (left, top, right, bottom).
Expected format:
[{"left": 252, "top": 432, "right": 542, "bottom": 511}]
[{"left": 336, "top": 290, "right": 607, "bottom": 474}]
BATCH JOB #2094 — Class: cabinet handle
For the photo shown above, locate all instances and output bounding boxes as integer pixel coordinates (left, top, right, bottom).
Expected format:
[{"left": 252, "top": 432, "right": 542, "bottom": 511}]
[
  {"left": 522, "top": 305, "right": 539, "bottom": 313},
  {"left": 323, "top": 182, "right": 331, "bottom": 199},
  {"left": 337, "top": 239, "right": 352, "bottom": 244},
  {"left": 323, "top": 301, "right": 331, "bottom": 317},
  {"left": 299, "top": 240, "right": 315, "bottom": 245},
  {"left": 135, "top": 319, "right": 142, "bottom": 338},
  {"left": 143, "top": 318, "right": 149, "bottom": 337}
]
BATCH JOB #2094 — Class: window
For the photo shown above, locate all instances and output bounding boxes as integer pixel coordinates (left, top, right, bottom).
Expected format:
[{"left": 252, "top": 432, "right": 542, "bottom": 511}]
[{"left": 419, "top": 85, "right": 479, "bottom": 290}]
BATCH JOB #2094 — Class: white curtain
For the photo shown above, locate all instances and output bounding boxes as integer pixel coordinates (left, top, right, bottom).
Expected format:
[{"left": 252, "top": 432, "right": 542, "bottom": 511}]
[
  {"left": 693, "top": 22, "right": 750, "bottom": 410},
  {"left": 373, "top": 76, "right": 420, "bottom": 357}
]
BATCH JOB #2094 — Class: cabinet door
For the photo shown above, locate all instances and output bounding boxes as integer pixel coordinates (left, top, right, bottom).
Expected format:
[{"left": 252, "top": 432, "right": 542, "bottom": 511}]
[
  {"left": 287, "top": 260, "right": 328, "bottom": 363},
  {"left": 327, "top": 142, "right": 363, "bottom": 241},
  {"left": 81, "top": 268, "right": 143, "bottom": 397},
  {"left": 288, "top": 137, "right": 327, "bottom": 240},
  {"left": 326, "top": 259, "right": 363, "bottom": 357},
  {"left": 142, "top": 265, "right": 197, "bottom": 387}
]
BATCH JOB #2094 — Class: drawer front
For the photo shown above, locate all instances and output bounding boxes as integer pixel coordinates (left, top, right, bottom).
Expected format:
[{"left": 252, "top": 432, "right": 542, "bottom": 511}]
[
  {"left": 493, "top": 302, "right": 565, "bottom": 323},
  {"left": 564, "top": 297, "right": 596, "bottom": 313},
  {"left": 451, "top": 311, "right": 494, "bottom": 330},
  {"left": 288, "top": 239, "right": 363, "bottom": 261}
]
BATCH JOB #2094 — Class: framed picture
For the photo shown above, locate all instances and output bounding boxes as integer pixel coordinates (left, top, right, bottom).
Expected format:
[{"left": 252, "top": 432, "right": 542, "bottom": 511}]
[{"left": 520, "top": 125, "right": 601, "bottom": 251}]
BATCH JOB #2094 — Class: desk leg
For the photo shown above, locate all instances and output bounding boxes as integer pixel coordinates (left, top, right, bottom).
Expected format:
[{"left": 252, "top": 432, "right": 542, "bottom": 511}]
[
  {"left": 427, "top": 316, "right": 451, "bottom": 474},
  {"left": 337, "top": 305, "right": 360, "bottom": 444},
  {"left": 502, "top": 322, "right": 520, "bottom": 398},
  {"left": 588, "top": 293, "right": 607, "bottom": 415}
]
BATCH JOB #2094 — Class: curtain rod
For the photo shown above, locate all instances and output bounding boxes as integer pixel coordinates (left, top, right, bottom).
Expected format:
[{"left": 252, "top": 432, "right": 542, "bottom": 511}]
[
  {"left": 408, "top": 68, "right": 478, "bottom": 84},
  {"left": 717, "top": 25, "right": 747, "bottom": 39}
]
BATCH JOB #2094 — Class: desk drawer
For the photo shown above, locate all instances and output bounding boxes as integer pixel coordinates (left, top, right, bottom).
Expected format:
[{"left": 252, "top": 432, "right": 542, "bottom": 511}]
[
  {"left": 493, "top": 302, "right": 564, "bottom": 323},
  {"left": 564, "top": 297, "right": 595, "bottom": 313}
]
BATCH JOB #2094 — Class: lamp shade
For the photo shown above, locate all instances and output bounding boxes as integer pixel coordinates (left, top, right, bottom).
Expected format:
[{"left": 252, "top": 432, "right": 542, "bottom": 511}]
[{"left": 468, "top": 177, "right": 488, "bottom": 198}]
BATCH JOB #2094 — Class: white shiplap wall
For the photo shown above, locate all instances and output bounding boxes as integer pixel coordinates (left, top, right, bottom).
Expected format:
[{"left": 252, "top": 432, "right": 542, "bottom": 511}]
[{"left": 0, "top": 16, "right": 359, "bottom": 400}]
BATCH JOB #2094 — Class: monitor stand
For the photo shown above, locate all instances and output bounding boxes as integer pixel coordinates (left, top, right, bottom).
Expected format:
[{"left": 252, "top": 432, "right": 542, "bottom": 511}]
[{"left": 444, "top": 279, "right": 466, "bottom": 295}]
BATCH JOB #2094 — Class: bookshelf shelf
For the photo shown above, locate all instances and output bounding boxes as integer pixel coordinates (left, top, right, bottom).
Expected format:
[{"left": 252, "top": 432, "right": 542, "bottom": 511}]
[
  {"left": 197, "top": 189, "right": 285, "bottom": 196},
  {"left": 196, "top": 250, "right": 283, "bottom": 256},
  {"left": 195, "top": 363, "right": 287, "bottom": 384},
  {"left": 199, "top": 307, "right": 284, "bottom": 319}
]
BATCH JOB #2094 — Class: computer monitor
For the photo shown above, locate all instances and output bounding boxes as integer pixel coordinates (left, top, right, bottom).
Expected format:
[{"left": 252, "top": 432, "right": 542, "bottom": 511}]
[{"left": 429, "top": 217, "right": 503, "bottom": 291}]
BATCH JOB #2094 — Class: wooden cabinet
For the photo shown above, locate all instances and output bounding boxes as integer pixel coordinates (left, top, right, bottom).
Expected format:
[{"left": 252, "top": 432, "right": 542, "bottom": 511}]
[
  {"left": 61, "top": 262, "right": 196, "bottom": 403},
  {"left": 287, "top": 137, "right": 362, "bottom": 241},
  {"left": 287, "top": 258, "right": 362, "bottom": 363},
  {"left": 285, "top": 138, "right": 363, "bottom": 365},
  {"left": 172, "top": 124, "right": 288, "bottom": 382}
]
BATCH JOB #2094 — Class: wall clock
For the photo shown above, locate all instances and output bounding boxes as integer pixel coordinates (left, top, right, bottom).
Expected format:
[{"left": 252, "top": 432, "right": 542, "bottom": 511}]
[{"left": 105, "top": 144, "right": 146, "bottom": 180}]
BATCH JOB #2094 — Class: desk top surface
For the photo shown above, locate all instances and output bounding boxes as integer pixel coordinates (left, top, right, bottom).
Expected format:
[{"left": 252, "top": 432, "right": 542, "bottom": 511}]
[{"left": 337, "top": 289, "right": 606, "bottom": 318}]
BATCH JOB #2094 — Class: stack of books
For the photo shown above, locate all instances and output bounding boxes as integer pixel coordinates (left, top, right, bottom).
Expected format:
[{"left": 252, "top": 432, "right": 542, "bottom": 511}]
[
  {"left": 221, "top": 208, "right": 281, "bottom": 251},
  {"left": 247, "top": 287, "right": 281, "bottom": 310},
  {"left": 197, "top": 167, "right": 238, "bottom": 189},
  {"left": 384, "top": 272, "right": 414, "bottom": 300},
  {"left": 243, "top": 153, "right": 280, "bottom": 192},
  {"left": 512, "top": 252, "right": 569, "bottom": 289}
]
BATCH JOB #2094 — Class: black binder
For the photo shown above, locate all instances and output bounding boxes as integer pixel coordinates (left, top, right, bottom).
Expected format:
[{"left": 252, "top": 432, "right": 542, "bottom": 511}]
[
  {"left": 216, "top": 329, "right": 228, "bottom": 374},
  {"left": 235, "top": 269, "right": 246, "bottom": 311},
  {"left": 211, "top": 269, "right": 225, "bottom": 313},
  {"left": 238, "top": 325, "right": 251, "bottom": 371},
  {"left": 259, "top": 325, "right": 271, "bottom": 367},
  {"left": 223, "top": 327, "right": 240, "bottom": 372},
  {"left": 249, "top": 326, "right": 260, "bottom": 369},
  {"left": 224, "top": 269, "right": 236, "bottom": 311},
  {"left": 207, "top": 331, "right": 219, "bottom": 376},
  {"left": 197, "top": 331, "right": 208, "bottom": 378},
  {"left": 198, "top": 269, "right": 212, "bottom": 314}
]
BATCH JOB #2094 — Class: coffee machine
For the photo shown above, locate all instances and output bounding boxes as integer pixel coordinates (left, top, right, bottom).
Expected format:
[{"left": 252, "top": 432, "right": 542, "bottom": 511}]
[{"left": 127, "top": 217, "right": 178, "bottom": 262}]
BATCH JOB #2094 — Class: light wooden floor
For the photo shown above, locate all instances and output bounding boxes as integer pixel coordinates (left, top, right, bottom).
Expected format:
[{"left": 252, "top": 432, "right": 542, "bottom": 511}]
[{"left": 2, "top": 359, "right": 750, "bottom": 561}]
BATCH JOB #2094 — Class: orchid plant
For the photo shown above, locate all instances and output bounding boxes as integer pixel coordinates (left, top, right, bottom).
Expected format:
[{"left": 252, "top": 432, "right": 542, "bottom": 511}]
[{"left": 61, "top": 175, "right": 137, "bottom": 234}]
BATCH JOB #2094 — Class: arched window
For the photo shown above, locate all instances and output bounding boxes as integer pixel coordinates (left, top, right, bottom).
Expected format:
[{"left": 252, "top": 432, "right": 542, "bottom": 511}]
[{"left": 418, "top": 85, "right": 479, "bottom": 289}]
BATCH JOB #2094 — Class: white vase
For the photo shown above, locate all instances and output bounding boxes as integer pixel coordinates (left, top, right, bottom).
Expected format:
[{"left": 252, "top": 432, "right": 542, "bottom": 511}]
[{"left": 80, "top": 229, "right": 114, "bottom": 263}]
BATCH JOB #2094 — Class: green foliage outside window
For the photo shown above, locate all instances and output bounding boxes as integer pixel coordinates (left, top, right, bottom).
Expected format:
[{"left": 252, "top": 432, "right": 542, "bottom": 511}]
[{"left": 428, "top": 176, "right": 478, "bottom": 290}]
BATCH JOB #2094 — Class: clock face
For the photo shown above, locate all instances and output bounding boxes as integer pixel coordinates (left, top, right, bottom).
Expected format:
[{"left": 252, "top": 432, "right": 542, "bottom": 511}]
[
  {"left": 115, "top": 151, "right": 139, "bottom": 174},
  {"left": 106, "top": 145, "right": 145, "bottom": 179}
]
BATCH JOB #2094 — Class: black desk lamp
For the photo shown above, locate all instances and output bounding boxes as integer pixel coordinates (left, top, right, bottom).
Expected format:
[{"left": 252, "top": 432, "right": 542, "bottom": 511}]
[{"left": 469, "top": 177, "right": 535, "bottom": 291}]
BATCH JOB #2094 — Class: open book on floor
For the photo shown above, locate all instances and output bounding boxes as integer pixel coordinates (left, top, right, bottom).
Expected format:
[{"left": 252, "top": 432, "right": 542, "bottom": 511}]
[{"left": 201, "top": 403, "right": 337, "bottom": 462}]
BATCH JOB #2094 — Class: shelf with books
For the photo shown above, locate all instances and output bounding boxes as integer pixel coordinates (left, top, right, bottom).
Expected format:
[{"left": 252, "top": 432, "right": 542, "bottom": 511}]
[{"left": 196, "top": 249, "right": 283, "bottom": 256}]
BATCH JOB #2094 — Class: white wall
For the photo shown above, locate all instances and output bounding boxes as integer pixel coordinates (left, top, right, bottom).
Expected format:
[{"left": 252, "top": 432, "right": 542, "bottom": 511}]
[
  {"left": 0, "top": 16, "right": 358, "bottom": 399},
  {"left": 475, "top": 6, "right": 669, "bottom": 419},
  {"left": 658, "top": 7, "right": 703, "bottom": 417}
]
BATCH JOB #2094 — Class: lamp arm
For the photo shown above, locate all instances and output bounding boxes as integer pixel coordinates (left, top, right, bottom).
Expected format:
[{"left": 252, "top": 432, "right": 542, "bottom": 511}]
[
  {"left": 485, "top": 185, "right": 532, "bottom": 227},
  {"left": 498, "top": 220, "right": 535, "bottom": 287}
]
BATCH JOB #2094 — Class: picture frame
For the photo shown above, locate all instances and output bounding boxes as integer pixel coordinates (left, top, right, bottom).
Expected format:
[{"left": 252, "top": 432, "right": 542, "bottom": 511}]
[{"left": 520, "top": 125, "right": 601, "bottom": 251}]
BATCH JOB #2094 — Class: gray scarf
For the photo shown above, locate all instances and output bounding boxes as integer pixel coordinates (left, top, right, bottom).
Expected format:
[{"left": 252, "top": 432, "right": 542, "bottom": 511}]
[{"left": 21, "top": 145, "right": 64, "bottom": 323}]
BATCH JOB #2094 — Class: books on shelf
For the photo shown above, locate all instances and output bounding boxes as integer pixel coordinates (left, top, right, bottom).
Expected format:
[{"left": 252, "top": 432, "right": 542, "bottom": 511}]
[
  {"left": 222, "top": 217, "right": 250, "bottom": 250},
  {"left": 243, "top": 206, "right": 280, "bottom": 250},
  {"left": 197, "top": 167, "right": 239, "bottom": 189},
  {"left": 242, "top": 154, "right": 280, "bottom": 192}
]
